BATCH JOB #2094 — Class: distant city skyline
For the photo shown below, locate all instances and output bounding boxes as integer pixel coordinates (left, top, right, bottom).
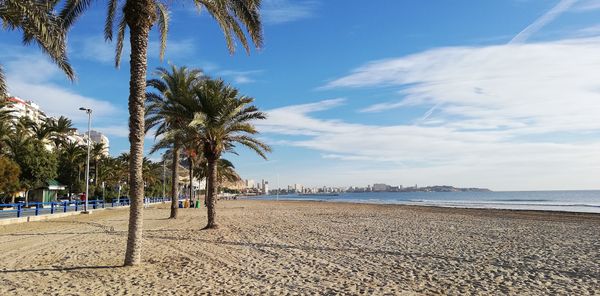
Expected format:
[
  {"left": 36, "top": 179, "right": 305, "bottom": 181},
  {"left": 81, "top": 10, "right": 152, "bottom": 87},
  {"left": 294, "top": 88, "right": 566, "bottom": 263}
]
[{"left": 3, "top": 1, "right": 600, "bottom": 190}]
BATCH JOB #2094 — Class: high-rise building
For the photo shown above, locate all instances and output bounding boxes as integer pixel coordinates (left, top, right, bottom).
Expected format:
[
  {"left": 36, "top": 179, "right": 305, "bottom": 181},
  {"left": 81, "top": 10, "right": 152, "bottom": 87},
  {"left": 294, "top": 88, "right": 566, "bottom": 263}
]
[
  {"left": 6, "top": 96, "right": 90, "bottom": 149},
  {"left": 86, "top": 130, "right": 110, "bottom": 156},
  {"left": 372, "top": 183, "right": 390, "bottom": 192},
  {"left": 6, "top": 96, "right": 48, "bottom": 125},
  {"left": 261, "top": 179, "right": 269, "bottom": 195}
]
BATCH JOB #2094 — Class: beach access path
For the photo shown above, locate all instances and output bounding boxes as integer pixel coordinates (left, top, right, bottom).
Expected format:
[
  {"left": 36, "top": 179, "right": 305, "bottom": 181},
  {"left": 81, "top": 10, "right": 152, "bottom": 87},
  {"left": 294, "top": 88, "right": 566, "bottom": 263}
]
[{"left": 0, "top": 200, "right": 599, "bottom": 295}]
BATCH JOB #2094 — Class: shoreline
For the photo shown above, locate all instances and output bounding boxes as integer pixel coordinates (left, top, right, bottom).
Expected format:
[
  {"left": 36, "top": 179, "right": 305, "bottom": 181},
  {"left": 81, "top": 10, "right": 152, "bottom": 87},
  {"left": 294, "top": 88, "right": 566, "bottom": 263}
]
[{"left": 247, "top": 197, "right": 600, "bottom": 217}]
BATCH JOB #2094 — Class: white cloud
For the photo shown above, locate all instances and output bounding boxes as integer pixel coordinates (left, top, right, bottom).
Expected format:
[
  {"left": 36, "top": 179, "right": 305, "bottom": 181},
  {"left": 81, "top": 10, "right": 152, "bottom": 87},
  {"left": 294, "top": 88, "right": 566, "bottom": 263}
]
[
  {"left": 217, "top": 69, "right": 263, "bottom": 84},
  {"left": 95, "top": 125, "right": 129, "bottom": 138},
  {"left": 4, "top": 54, "right": 121, "bottom": 124},
  {"left": 572, "top": 24, "right": 600, "bottom": 37},
  {"left": 326, "top": 37, "right": 600, "bottom": 135},
  {"left": 262, "top": 0, "right": 318, "bottom": 24},
  {"left": 510, "top": 0, "right": 577, "bottom": 44},
  {"left": 259, "top": 97, "right": 600, "bottom": 190},
  {"left": 73, "top": 36, "right": 195, "bottom": 64},
  {"left": 572, "top": 0, "right": 600, "bottom": 11}
]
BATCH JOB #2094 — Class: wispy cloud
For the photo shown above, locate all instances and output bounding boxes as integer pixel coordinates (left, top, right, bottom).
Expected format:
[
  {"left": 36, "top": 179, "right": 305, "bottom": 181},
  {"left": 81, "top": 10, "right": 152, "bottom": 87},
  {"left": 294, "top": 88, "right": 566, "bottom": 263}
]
[
  {"left": 217, "top": 69, "right": 263, "bottom": 84},
  {"left": 259, "top": 96, "right": 600, "bottom": 190},
  {"left": 72, "top": 36, "right": 196, "bottom": 64},
  {"left": 572, "top": 0, "right": 600, "bottom": 11},
  {"left": 94, "top": 125, "right": 129, "bottom": 138},
  {"left": 3, "top": 54, "right": 121, "bottom": 124},
  {"left": 360, "top": 101, "right": 407, "bottom": 113},
  {"left": 275, "top": 35, "right": 600, "bottom": 189},
  {"left": 262, "top": 0, "right": 318, "bottom": 24},
  {"left": 572, "top": 23, "right": 600, "bottom": 37},
  {"left": 510, "top": 0, "right": 577, "bottom": 44},
  {"left": 326, "top": 36, "right": 600, "bottom": 136}
]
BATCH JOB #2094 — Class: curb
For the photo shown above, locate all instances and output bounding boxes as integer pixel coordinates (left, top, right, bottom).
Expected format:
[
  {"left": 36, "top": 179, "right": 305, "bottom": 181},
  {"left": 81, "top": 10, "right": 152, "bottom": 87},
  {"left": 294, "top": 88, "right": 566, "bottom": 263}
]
[
  {"left": 0, "top": 211, "right": 81, "bottom": 226},
  {"left": 0, "top": 202, "right": 166, "bottom": 226}
]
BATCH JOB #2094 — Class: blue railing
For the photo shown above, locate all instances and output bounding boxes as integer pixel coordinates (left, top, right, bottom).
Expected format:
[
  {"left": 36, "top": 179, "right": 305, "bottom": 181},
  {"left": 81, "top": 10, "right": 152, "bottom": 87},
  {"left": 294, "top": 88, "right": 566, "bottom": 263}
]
[{"left": 0, "top": 197, "right": 169, "bottom": 219}]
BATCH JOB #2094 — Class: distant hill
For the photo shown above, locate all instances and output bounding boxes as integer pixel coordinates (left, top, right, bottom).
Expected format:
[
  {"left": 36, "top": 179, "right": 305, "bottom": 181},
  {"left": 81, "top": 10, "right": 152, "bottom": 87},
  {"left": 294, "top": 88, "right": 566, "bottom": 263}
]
[{"left": 406, "top": 185, "right": 491, "bottom": 192}]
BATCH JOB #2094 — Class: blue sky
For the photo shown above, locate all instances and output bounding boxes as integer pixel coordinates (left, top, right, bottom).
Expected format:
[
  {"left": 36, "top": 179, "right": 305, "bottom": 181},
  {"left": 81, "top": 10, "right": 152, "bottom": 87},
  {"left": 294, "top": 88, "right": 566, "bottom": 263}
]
[{"left": 3, "top": 0, "right": 600, "bottom": 190}]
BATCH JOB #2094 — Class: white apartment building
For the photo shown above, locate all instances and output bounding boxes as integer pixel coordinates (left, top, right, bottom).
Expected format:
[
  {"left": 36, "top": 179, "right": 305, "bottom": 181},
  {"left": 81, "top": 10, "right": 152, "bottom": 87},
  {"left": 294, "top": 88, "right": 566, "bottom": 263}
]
[
  {"left": 294, "top": 183, "right": 303, "bottom": 193},
  {"left": 372, "top": 183, "right": 390, "bottom": 192},
  {"left": 5, "top": 96, "right": 110, "bottom": 154},
  {"left": 261, "top": 179, "right": 269, "bottom": 195},
  {"left": 6, "top": 96, "right": 48, "bottom": 124},
  {"left": 86, "top": 130, "right": 110, "bottom": 156},
  {"left": 245, "top": 179, "right": 255, "bottom": 189}
]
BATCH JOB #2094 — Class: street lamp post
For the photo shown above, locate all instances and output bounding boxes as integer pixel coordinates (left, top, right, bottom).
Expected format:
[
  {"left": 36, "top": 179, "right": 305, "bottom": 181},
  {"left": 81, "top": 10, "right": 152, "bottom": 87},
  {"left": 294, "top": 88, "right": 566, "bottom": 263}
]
[{"left": 79, "top": 107, "right": 92, "bottom": 214}]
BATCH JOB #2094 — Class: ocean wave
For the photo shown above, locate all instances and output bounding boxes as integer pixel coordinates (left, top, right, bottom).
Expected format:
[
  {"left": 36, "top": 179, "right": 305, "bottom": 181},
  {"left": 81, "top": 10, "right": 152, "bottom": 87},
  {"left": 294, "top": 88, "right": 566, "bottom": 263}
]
[
  {"left": 409, "top": 199, "right": 600, "bottom": 208},
  {"left": 254, "top": 193, "right": 600, "bottom": 213}
]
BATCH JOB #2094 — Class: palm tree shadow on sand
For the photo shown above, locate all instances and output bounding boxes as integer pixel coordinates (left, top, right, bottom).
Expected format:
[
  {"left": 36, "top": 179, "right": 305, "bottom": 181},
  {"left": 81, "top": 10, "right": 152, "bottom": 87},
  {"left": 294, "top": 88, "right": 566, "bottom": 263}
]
[{"left": 1, "top": 265, "right": 122, "bottom": 274}]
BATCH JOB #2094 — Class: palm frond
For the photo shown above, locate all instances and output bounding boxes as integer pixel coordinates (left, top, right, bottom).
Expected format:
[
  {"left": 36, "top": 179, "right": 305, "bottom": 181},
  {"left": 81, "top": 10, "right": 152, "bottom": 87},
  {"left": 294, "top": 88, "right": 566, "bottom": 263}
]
[
  {"left": 193, "top": 0, "right": 263, "bottom": 54},
  {"left": 114, "top": 14, "right": 127, "bottom": 68},
  {"left": 156, "top": 2, "right": 169, "bottom": 60},
  {"left": 0, "top": 65, "right": 6, "bottom": 98},
  {"left": 59, "top": 0, "right": 95, "bottom": 29},
  {"left": 104, "top": 0, "right": 119, "bottom": 41},
  {"left": 3, "top": 0, "right": 75, "bottom": 81}
]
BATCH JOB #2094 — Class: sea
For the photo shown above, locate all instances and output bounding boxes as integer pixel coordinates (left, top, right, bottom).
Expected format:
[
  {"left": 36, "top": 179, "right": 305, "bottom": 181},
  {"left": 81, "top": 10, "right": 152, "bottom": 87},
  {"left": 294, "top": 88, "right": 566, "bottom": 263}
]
[{"left": 252, "top": 191, "right": 600, "bottom": 214}]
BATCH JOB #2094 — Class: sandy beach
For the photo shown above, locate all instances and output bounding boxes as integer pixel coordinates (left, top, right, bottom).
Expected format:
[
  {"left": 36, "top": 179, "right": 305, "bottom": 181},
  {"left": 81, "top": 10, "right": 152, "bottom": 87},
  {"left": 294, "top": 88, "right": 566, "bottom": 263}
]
[{"left": 0, "top": 200, "right": 599, "bottom": 295}]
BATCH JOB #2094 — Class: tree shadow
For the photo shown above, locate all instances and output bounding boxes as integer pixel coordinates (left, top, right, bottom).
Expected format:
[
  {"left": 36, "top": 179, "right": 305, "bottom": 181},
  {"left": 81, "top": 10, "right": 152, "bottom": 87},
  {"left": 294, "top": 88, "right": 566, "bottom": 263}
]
[
  {"left": 144, "top": 234, "right": 600, "bottom": 280},
  {"left": 0, "top": 228, "right": 179, "bottom": 237},
  {"left": 1, "top": 265, "right": 122, "bottom": 274},
  {"left": 0, "top": 231, "right": 118, "bottom": 237}
]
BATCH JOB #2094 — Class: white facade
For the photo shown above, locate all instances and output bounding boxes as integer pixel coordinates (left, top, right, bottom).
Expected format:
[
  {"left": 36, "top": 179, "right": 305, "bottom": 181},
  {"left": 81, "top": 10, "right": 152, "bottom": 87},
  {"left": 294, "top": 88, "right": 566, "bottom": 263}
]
[
  {"left": 372, "top": 183, "right": 390, "bottom": 192},
  {"left": 6, "top": 96, "right": 111, "bottom": 155},
  {"left": 294, "top": 183, "right": 303, "bottom": 193},
  {"left": 6, "top": 96, "right": 48, "bottom": 124},
  {"left": 261, "top": 179, "right": 269, "bottom": 194},
  {"left": 86, "top": 130, "right": 110, "bottom": 156}
]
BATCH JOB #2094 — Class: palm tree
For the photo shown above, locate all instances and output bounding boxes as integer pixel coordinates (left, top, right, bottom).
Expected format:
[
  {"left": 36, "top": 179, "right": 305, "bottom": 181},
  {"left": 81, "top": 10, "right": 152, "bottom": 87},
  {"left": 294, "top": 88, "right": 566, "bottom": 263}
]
[
  {"left": 195, "top": 158, "right": 241, "bottom": 200},
  {"left": 26, "top": 117, "right": 53, "bottom": 142},
  {"left": 182, "top": 138, "right": 201, "bottom": 206},
  {"left": 0, "top": 98, "right": 14, "bottom": 122},
  {"left": 49, "top": 116, "right": 76, "bottom": 149},
  {"left": 0, "top": 0, "right": 74, "bottom": 97},
  {"left": 146, "top": 65, "right": 203, "bottom": 219},
  {"left": 57, "top": 141, "right": 86, "bottom": 199},
  {"left": 100, "top": 155, "right": 129, "bottom": 198},
  {"left": 190, "top": 79, "right": 271, "bottom": 229},
  {"left": 5, "top": 119, "right": 34, "bottom": 158},
  {"left": 59, "top": 0, "right": 262, "bottom": 266},
  {"left": 142, "top": 157, "right": 162, "bottom": 196},
  {"left": 91, "top": 142, "right": 106, "bottom": 185},
  {"left": 215, "top": 159, "right": 241, "bottom": 185},
  {"left": 0, "top": 98, "right": 15, "bottom": 154}
]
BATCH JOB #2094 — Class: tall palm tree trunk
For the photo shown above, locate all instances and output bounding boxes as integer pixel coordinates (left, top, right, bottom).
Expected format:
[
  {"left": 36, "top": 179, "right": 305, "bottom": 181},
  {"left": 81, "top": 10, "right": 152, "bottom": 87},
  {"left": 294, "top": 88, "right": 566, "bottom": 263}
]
[
  {"left": 189, "top": 157, "right": 193, "bottom": 205},
  {"left": 95, "top": 159, "right": 99, "bottom": 186},
  {"left": 170, "top": 146, "right": 180, "bottom": 219},
  {"left": 124, "top": 3, "right": 152, "bottom": 266},
  {"left": 204, "top": 158, "right": 218, "bottom": 229},
  {"left": 68, "top": 179, "right": 73, "bottom": 201},
  {"left": 204, "top": 176, "right": 208, "bottom": 206}
]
